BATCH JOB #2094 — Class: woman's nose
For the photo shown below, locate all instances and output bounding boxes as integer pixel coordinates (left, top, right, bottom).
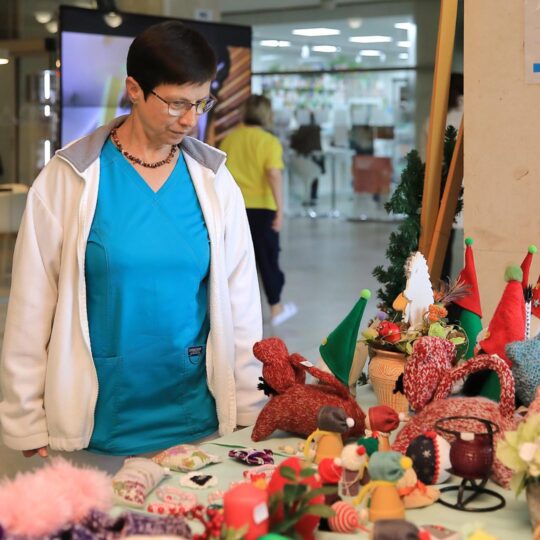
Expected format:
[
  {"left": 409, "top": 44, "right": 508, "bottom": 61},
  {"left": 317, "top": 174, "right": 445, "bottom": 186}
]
[{"left": 177, "top": 107, "right": 198, "bottom": 128}]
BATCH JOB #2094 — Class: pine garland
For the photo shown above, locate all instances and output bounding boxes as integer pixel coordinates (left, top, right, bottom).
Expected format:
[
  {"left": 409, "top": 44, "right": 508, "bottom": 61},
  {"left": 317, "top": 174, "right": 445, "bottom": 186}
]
[{"left": 373, "top": 126, "right": 460, "bottom": 316}]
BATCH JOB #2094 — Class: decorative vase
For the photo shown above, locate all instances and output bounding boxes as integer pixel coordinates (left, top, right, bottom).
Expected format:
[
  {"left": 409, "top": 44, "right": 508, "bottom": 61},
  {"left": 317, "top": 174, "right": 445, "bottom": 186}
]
[
  {"left": 527, "top": 478, "right": 540, "bottom": 530},
  {"left": 368, "top": 347, "right": 409, "bottom": 414}
]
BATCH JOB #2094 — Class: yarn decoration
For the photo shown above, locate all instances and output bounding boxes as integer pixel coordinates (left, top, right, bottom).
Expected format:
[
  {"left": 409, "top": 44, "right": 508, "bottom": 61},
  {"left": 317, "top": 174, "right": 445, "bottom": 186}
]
[{"left": 328, "top": 501, "right": 368, "bottom": 533}]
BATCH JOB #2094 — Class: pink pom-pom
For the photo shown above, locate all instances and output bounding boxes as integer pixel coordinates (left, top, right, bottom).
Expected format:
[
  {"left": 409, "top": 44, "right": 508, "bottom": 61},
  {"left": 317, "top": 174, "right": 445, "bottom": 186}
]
[{"left": 0, "top": 458, "right": 112, "bottom": 536}]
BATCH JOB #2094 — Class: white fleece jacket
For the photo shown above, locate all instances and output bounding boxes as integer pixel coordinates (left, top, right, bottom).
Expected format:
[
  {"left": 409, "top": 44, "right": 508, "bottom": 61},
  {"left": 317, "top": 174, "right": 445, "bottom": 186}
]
[{"left": 0, "top": 116, "right": 266, "bottom": 452}]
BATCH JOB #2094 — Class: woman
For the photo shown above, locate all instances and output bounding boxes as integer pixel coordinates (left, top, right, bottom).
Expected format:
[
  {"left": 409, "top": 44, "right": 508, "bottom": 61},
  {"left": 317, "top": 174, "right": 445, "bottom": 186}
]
[
  {"left": 0, "top": 22, "right": 265, "bottom": 458},
  {"left": 220, "top": 95, "right": 297, "bottom": 326}
]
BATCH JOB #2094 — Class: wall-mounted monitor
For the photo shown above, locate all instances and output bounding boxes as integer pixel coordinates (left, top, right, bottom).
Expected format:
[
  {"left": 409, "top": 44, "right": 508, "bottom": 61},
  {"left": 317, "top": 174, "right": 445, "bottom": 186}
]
[{"left": 59, "top": 6, "right": 251, "bottom": 147}]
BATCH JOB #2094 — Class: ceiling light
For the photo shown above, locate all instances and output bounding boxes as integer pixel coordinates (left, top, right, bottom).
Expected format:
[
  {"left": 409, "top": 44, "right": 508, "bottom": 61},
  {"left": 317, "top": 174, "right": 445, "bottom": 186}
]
[
  {"left": 0, "top": 49, "right": 9, "bottom": 65},
  {"left": 260, "top": 55, "right": 279, "bottom": 62},
  {"left": 260, "top": 40, "right": 291, "bottom": 47},
  {"left": 360, "top": 50, "right": 382, "bottom": 57},
  {"left": 395, "top": 22, "right": 415, "bottom": 31},
  {"left": 312, "top": 45, "right": 339, "bottom": 53},
  {"left": 292, "top": 28, "right": 340, "bottom": 37},
  {"left": 349, "top": 35, "right": 392, "bottom": 44},
  {"left": 103, "top": 11, "right": 123, "bottom": 28},
  {"left": 348, "top": 18, "right": 362, "bottom": 29},
  {"left": 399, "top": 52, "right": 409, "bottom": 60},
  {"left": 398, "top": 41, "right": 411, "bottom": 48},
  {"left": 45, "top": 20, "right": 58, "bottom": 34},
  {"left": 301, "top": 45, "right": 310, "bottom": 59},
  {"left": 34, "top": 11, "right": 53, "bottom": 24}
]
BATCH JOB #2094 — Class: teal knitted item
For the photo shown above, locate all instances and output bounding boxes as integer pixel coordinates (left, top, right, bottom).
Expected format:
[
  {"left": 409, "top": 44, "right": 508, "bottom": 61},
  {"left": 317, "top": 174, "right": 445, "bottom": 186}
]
[
  {"left": 507, "top": 332, "right": 540, "bottom": 406},
  {"left": 367, "top": 451, "right": 407, "bottom": 483}
]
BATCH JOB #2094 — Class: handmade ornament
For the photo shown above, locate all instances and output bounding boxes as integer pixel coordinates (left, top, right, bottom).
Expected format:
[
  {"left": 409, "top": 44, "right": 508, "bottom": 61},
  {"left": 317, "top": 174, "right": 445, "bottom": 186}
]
[
  {"left": 319, "top": 289, "right": 371, "bottom": 386},
  {"left": 396, "top": 467, "right": 440, "bottom": 508},
  {"left": 242, "top": 464, "right": 276, "bottom": 487},
  {"left": 451, "top": 237, "right": 483, "bottom": 359},
  {"left": 337, "top": 443, "right": 369, "bottom": 497},
  {"left": 304, "top": 405, "right": 355, "bottom": 463},
  {"left": 180, "top": 472, "right": 218, "bottom": 490},
  {"left": 223, "top": 482, "right": 269, "bottom": 540},
  {"left": 532, "top": 270, "right": 540, "bottom": 337},
  {"left": 152, "top": 444, "right": 221, "bottom": 472},
  {"left": 228, "top": 447, "right": 274, "bottom": 466},
  {"left": 507, "top": 332, "right": 540, "bottom": 406},
  {"left": 476, "top": 265, "right": 525, "bottom": 400},
  {"left": 112, "top": 458, "right": 166, "bottom": 508},
  {"left": 372, "top": 519, "right": 428, "bottom": 540},
  {"left": 405, "top": 431, "right": 451, "bottom": 485},
  {"left": 353, "top": 451, "right": 412, "bottom": 522},
  {"left": 251, "top": 337, "right": 365, "bottom": 441},
  {"left": 267, "top": 457, "right": 324, "bottom": 540},
  {"left": 328, "top": 501, "right": 367, "bottom": 534},
  {"left": 0, "top": 458, "right": 112, "bottom": 537},
  {"left": 393, "top": 336, "right": 517, "bottom": 487},
  {"left": 366, "top": 405, "right": 403, "bottom": 451},
  {"left": 393, "top": 252, "right": 434, "bottom": 328}
]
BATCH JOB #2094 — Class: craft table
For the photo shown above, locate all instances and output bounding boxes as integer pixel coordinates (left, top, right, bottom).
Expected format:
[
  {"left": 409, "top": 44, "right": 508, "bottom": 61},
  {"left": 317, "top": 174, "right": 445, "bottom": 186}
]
[{"left": 116, "top": 385, "right": 532, "bottom": 539}]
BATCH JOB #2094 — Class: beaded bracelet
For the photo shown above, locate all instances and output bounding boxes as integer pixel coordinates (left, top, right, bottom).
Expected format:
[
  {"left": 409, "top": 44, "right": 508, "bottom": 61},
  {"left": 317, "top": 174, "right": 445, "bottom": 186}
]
[{"left": 155, "top": 485, "right": 197, "bottom": 508}]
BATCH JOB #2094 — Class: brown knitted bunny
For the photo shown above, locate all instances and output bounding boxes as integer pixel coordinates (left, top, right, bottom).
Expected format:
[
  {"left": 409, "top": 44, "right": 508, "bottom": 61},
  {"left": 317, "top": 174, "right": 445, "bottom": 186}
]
[
  {"left": 392, "top": 336, "right": 518, "bottom": 487},
  {"left": 251, "top": 337, "right": 366, "bottom": 441}
]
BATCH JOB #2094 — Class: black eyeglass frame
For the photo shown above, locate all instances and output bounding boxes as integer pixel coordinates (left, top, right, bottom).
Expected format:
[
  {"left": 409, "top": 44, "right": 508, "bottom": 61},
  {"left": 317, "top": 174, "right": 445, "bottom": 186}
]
[{"left": 150, "top": 89, "right": 217, "bottom": 116}]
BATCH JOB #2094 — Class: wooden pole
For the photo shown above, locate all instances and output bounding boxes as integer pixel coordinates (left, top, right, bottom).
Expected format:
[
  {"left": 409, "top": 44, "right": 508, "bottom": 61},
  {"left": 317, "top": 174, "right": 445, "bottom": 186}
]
[
  {"left": 427, "top": 120, "right": 464, "bottom": 283},
  {"left": 418, "top": 0, "right": 458, "bottom": 255}
]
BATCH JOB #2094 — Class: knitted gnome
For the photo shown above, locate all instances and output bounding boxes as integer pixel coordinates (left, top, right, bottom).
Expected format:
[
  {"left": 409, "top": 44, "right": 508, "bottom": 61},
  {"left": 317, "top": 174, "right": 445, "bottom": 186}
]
[
  {"left": 396, "top": 467, "right": 440, "bottom": 508},
  {"left": 476, "top": 265, "right": 526, "bottom": 400},
  {"left": 450, "top": 237, "right": 483, "bottom": 359},
  {"left": 506, "top": 332, "right": 540, "bottom": 406},
  {"left": 521, "top": 245, "right": 536, "bottom": 339},
  {"left": 405, "top": 431, "right": 451, "bottom": 485},
  {"left": 304, "top": 406, "right": 355, "bottom": 464},
  {"left": 531, "top": 265, "right": 540, "bottom": 338},
  {"left": 320, "top": 289, "right": 371, "bottom": 386},
  {"left": 337, "top": 443, "right": 369, "bottom": 497},
  {"left": 366, "top": 405, "right": 403, "bottom": 451},
  {"left": 353, "top": 451, "right": 413, "bottom": 522}
]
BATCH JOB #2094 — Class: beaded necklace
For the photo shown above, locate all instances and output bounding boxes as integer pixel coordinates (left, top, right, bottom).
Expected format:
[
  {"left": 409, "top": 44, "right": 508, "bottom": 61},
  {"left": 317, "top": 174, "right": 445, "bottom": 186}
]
[{"left": 110, "top": 128, "right": 178, "bottom": 169}]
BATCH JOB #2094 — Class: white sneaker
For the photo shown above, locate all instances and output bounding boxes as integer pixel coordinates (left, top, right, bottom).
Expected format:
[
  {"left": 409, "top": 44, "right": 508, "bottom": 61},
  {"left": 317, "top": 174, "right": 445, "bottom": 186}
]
[{"left": 271, "top": 302, "right": 298, "bottom": 326}]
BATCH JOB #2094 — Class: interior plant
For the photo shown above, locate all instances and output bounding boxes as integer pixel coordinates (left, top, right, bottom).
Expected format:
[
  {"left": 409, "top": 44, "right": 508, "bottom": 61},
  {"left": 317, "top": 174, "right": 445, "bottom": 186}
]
[{"left": 372, "top": 126, "right": 461, "bottom": 317}]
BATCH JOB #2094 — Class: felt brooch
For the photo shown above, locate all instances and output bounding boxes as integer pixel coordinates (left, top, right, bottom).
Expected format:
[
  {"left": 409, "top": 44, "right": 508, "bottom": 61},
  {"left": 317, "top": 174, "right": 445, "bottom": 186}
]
[
  {"left": 180, "top": 472, "right": 218, "bottom": 490},
  {"left": 228, "top": 447, "right": 274, "bottom": 466}
]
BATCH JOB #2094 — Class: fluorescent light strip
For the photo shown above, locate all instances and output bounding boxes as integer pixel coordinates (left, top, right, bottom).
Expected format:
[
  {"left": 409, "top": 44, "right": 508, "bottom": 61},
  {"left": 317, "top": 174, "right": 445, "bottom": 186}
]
[
  {"left": 349, "top": 35, "right": 391, "bottom": 43},
  {"left": 44, "top": 71, "right": 51, "bottom": 100},
  {"left": 360, "top": 50, "right": 382, "bottom": 57},
  {"left": 292, "top": 28, "right": 340, "bottom": 37},
  {"left": 312, "top": 45, "right": 339, "bottom": 53},
  {"left": 0, "top": 58, "right": 9, "bottom": 65},
  {"left": 398, "top": 41, "right": 411, "bottom": 48},
  {"left": 260, "top": 40, "right": 291, "bottom": 47},
  {"left": 399, "top": 53, "right": 409, "bottom": 60},
  {"left": 395, "top": 22, "right": 415, "bottom": 30},
  {"left": 44, "top": 140, "right": 51, "bottom": 165}
]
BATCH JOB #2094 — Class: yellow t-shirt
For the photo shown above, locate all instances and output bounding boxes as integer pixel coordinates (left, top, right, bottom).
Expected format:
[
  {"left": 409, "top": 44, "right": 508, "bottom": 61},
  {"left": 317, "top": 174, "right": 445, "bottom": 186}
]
[{"left": 220, "top": 124, "right": 284, "bottom": 211}]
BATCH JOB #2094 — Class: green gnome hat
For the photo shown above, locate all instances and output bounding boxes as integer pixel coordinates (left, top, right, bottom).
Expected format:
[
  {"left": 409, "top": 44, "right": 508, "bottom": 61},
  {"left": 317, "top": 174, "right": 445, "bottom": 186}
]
[{"left": 319, "top": 289, "right": 371, "bottom": 386}]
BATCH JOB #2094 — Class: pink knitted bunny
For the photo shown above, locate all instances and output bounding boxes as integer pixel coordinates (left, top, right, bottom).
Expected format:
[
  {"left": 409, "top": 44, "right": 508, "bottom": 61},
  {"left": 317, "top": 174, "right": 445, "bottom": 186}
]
[{"left": 393, "top": 336, "right": 517, "bottom": 487}]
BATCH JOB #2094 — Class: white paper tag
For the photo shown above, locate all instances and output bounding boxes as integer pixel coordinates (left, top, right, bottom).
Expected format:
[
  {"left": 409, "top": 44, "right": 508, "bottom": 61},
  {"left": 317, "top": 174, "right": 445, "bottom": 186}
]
[
  {"left": 300, "top": 360, "right": 313, "bottom": 368},
  {"left": 253, "top": 502, "right": 269, "bottom": 524}
]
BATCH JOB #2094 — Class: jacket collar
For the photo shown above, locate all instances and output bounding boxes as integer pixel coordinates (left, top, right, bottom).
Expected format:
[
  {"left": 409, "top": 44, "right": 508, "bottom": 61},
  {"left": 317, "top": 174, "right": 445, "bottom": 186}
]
[{"left": 56, "top": 115, "right": 226, "bottom": 175}]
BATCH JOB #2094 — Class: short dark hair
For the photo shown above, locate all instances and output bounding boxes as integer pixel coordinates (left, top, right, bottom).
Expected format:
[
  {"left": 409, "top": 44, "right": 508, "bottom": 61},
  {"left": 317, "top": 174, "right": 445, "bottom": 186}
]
[
  {"left": 127, "top": 21, "right": 217, "bottom": 98},
  {"left": 243, "top": 95, "right": 272, "bottom": 129}
]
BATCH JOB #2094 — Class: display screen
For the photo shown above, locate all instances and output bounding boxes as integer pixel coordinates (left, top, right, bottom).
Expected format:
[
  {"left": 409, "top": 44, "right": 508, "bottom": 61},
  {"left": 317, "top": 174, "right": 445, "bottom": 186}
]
[{"left": 59, "top": 6, "right": 252, "bottom": 147}]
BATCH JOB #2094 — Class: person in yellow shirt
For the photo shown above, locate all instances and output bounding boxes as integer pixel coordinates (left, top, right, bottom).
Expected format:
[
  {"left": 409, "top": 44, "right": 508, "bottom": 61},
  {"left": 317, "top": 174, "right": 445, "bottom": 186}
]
[{"left": 220, "top": 95, "right": 297, "bottom": 326}]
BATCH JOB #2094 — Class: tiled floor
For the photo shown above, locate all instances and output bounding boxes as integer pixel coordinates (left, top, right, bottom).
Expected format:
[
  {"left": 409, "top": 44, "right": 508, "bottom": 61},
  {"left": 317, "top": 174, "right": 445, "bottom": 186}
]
[{"left": 0, "top": 215, "right": 461, "bottom": 478}]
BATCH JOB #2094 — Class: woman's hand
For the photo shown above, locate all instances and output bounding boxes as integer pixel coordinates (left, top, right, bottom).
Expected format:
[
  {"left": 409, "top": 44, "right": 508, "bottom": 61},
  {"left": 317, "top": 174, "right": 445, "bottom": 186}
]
[
  {"left": 272, "top": 210, "right": 283, "bottom": 232},
  {"left": 22, "top": 446, "right": 48, "bottom": 458}
]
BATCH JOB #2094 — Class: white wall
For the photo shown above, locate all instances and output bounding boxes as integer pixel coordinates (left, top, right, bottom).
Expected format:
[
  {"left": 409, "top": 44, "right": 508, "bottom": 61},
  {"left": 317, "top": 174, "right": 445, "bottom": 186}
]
[{"left": 465, "top": 0, "right": 540, "bottom": 320}]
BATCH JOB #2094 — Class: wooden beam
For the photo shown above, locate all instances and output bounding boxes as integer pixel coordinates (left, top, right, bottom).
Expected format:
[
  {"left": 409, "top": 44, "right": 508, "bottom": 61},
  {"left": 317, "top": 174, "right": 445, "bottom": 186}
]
[
  {"left": 427, "top": 119, "right": 464, "bottom": 283},
  {"left": 418, "top": 0, "right": 458, "bottom": 255}
]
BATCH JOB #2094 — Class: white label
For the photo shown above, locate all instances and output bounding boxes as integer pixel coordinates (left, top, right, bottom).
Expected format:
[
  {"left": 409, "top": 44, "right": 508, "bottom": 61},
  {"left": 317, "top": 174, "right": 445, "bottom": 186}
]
[
  {"left": 253, "top": 502, "right": 269, "bottom": 524},
  {"left": 300, "top": 360, "right": 314, "bottom": 368}
]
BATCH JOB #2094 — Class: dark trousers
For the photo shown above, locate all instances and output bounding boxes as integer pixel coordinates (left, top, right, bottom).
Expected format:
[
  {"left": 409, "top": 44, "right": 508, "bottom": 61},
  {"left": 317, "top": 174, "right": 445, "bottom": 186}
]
[{"left": 246, "top": 209, "right": 285, "bottom": 306}]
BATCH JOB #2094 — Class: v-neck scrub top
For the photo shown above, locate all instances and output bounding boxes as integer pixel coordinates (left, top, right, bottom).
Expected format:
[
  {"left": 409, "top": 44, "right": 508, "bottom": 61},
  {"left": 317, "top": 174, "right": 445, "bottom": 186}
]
[{"left": 85, "top": 139, "right": 218, "bottom": 455}]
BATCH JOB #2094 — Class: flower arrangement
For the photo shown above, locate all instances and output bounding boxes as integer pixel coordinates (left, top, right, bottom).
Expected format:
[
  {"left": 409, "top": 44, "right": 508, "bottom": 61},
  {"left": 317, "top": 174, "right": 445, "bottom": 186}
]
[
  {"left": 497, "top": 413, "right": 540, "bottom": 495},
  {"left": 361, "top": 279, "right": 468, "bottom": 357}
]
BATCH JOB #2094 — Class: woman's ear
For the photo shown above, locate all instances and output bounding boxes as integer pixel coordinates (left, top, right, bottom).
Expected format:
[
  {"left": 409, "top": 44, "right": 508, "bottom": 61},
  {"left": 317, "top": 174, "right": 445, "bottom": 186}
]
[{"left": 125, "top": 76, "right": 142, "bottom": 105}]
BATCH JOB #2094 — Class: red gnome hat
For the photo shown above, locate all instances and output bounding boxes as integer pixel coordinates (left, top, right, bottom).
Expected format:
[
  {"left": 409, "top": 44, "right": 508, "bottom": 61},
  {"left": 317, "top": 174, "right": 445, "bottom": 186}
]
[
  {"left": 521, "top": 245, "right": 537, "bottom": 289},
  {"left": 454, "top": 237, "right": 482, "bottom": 317},
  {"left": 479, "top": 265, "right": 526, "bottom": 367},
  {"left": 533, "top": 272, "right": 540, "bottom": 320}
]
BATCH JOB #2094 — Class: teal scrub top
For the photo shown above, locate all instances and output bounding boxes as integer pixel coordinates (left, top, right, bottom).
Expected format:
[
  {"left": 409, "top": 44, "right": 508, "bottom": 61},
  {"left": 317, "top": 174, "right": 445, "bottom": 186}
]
[{"left": 85, "top": 138, "right": 218, "bottom": 455}]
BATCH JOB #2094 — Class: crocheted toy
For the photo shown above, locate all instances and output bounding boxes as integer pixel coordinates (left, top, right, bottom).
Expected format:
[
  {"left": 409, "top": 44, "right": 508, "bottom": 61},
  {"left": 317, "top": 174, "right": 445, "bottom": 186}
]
[
  {"left": 396, "top": 467, "right": 440, "bottom": 509},
  {"left": 251, "top": 337, "right": 366, "bottom": 441},
  {"left": 337, "top": 443, "right": 369, "bottom": 497},
  {"left": 405, "top": 431, "right": 451, "bottom": 485},
  {"left": 393, "top": 336, "right": 517, "bottom": 487},
  {"left": 353, "top": 451, "right": 413, "bottom": 522},
  {"left": 0, "top": 458, "right": 112, "bottom": 537},
  {"left": 366, "top": 405, "right": 403, "bottom": 451},
  {"left": 304, "top": 405, "right": 356, "bottom": 463},
  {"left": 507, "top": 332, "right": 540, "bottom": 406}
]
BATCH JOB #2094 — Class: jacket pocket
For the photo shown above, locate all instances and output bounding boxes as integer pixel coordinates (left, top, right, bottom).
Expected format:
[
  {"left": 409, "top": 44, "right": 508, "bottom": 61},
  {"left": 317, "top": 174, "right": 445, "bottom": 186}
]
[{"left": 90, "top": 355, "right": 122, "bottom": 449}]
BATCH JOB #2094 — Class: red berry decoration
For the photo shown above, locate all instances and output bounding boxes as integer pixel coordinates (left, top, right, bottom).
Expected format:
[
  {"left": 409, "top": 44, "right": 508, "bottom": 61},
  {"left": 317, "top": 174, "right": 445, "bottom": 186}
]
[{"left": 378, "top": 321, "right": 401, "bottom": 343}]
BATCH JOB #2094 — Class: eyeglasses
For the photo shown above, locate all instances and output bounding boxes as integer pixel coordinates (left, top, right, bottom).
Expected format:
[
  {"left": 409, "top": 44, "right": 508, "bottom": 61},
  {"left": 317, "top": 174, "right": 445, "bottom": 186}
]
[{"left": 150, "top": 89, "right": 217, "bottom": 117}]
